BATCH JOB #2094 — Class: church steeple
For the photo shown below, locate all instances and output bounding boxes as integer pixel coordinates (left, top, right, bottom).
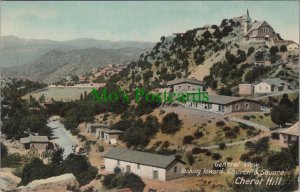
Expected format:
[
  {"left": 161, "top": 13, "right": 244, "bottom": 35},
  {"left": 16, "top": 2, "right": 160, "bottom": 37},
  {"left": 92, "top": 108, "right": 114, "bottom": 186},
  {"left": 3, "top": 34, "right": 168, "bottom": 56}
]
[{"left": 244, "top": 9, "right": 252, "bottom": 35}]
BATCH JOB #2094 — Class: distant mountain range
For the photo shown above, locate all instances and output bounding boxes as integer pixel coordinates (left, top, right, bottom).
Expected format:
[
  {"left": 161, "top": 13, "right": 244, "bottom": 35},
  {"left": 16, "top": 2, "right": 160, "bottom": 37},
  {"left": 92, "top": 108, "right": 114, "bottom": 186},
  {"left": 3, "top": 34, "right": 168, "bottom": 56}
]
[{"left": 1, "top": 36, "right": 154, "bottom": 82}]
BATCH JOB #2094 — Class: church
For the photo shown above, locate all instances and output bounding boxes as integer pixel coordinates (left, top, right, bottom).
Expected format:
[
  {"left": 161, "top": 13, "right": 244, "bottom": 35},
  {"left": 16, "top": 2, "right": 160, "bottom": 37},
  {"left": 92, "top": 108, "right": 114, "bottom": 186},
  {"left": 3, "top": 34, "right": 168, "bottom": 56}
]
[{"left": 243, "top": 9, "right": 278, "bottom": 42}]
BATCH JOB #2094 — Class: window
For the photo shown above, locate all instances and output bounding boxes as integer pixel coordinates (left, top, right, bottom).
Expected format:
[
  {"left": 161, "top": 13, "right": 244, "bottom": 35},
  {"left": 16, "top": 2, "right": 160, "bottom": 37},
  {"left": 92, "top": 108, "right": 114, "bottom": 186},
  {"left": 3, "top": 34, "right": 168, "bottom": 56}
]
[
  {"left": 126, "top": 165, "right": 131, "bottom": 173},
  {"left": 174, "top": 166, "right": 177, "bottom": 173},
  {"left": 266, "top": 86, "right": 268, "bottom": 90},
  {"left": 259, "top": 86, "right": 262, "bottom": 90},
  {"left": 153, "top": 170, "right": 158, "bottom": 179},
  {"left": 179, "top": 86, "right": 182, "bottom": 90},
  {"left": 235, "top": 104, "right": 240, "bottom": 110},
  {"left": 137, "top": 164, "right": 140, "bottom": 169},
  {"left": 245, "top": 103, "right": 249, "bottom": 109},
  {"left": 117, "top": 160, "right": 120, "bottom": 166},
  {"left": 188, "top": 86, "right": 191, "bottom": 90}
]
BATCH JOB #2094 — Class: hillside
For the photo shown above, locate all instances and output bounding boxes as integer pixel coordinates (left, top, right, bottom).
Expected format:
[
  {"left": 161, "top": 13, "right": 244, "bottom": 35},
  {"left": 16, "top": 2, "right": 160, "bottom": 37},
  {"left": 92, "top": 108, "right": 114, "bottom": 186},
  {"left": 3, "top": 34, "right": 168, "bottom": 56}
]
[
  {"left": 0, "top": 35, "right": 154, "bottom": 68},
  {"left": 1, "top": 47, "right": 148, "bottom": 83},
  {"left": 108, "top": 18, "right": 299, "bottom": 94}
]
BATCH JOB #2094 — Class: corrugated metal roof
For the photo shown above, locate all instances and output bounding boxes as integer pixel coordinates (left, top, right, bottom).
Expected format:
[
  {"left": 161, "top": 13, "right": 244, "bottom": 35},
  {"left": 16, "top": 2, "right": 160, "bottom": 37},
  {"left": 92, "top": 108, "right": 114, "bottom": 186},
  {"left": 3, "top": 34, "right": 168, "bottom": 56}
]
[
  {"left": 185, "top": 93, "right": 258, "bottom": 105},
  {"left": 263, "top": 78, "right": 290, "bottom": 87},
  {"left": 103, "top": 148, "right": 178, "bottom": 168},
  {"left": 20, "top": 135, "right": 49, "bottom": 144}
]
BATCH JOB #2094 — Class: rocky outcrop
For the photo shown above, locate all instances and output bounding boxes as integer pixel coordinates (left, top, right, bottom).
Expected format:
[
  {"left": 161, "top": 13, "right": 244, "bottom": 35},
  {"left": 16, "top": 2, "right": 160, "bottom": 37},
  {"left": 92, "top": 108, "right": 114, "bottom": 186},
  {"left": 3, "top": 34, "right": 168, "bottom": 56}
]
[
  {"left": 0, "top": 168, "right": 21, "bottom": 191},
  {"left": 18, "top": 173, "right": 79, "bottom": 192}
]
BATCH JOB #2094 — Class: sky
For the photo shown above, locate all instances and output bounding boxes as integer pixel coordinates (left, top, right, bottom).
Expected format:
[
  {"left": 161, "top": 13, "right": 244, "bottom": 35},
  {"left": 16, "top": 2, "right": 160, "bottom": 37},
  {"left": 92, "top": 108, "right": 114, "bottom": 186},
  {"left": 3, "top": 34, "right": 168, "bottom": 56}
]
[{"left": 1, "top": 1, "right": 299, "bottom": 42}]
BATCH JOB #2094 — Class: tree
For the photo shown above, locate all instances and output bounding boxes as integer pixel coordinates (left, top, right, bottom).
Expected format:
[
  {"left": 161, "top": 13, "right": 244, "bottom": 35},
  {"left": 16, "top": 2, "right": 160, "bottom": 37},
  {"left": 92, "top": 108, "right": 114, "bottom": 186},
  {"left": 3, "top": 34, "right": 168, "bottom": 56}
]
[
  {"left": 39, "top": 94, "right": 45, "bottom": 103},
  {"left": 270, "top": 46, "right": 279, "bottom": 55},
  {"left": 59, "top": 154, "right": 97, "bottom": 185},
  {"left": 20, "top": 158, "right": 51, "bottom": 185},
  {"left": 80, "top": 93, "right": 83, "bottom": 101},
  {"left": 271, "top": 104, "right": 294, "bottom": 126},
  {"left": 0, "top": 142, "right": 8, "bottom": 158},
  {"left": 202, "top": 30, "right": 212, "bottom": 39},
  {"left": 247, "top": 47, "right": 255, "bottom": 56},
  {"left": 161, "top": 112, "right": 181, "bottom": 134},
  {"left": 183, "top": 135, "right": 195, "bottom": 144}
]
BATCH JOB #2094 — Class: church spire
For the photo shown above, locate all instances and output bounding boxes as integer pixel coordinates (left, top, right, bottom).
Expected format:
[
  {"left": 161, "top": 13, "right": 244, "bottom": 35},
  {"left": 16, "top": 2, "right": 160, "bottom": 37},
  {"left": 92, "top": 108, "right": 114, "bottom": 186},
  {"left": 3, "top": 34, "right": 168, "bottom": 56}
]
[{"left": 246, "top": 9, "right": 251, "bottom": 22}]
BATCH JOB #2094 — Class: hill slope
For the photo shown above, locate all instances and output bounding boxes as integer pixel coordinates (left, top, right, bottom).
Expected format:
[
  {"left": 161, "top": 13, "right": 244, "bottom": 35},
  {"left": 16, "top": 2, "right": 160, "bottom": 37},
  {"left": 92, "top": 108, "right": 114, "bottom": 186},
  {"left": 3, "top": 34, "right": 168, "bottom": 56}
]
[
  {"left": 1, "top": 47, "right": 145, "bottom": 83},
  {"left": 107, "top": 18, "right": 299, "bottom": 94},
  {"left": 0, "top": 35, "right": 154, "bottom": 68}
]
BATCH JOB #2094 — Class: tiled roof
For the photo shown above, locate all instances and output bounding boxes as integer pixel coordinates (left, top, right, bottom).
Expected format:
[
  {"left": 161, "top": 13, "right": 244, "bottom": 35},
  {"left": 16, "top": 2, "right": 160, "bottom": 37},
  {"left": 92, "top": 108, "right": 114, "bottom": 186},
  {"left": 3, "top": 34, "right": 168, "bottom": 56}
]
[
  {"left": 20, "top": 135, "right": 49, "bottom": 144},
  {"left": 263, "top": 78, "right": 290, "bottom": 87},
  {"left": 103, "top": 148, "right": 180, "bottom": 168},
  {"left": 167, "top": 78, "right": 203, "bottom": 86}
]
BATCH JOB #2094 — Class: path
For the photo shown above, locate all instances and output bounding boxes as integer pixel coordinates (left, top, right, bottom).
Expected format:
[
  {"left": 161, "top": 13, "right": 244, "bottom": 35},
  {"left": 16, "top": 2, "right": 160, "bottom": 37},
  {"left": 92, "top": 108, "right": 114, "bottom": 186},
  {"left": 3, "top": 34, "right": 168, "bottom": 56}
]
[
  {"left": 227, "top": 117, "right": 270, "bottom": 132},
  {"left": 48, "top": 120, "right": 78, "bottom": 158}
]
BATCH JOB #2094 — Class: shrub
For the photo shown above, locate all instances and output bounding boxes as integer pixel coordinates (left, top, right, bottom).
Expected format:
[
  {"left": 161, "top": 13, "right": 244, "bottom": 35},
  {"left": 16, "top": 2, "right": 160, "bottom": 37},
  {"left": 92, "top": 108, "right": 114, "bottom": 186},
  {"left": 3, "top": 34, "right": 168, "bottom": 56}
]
[
  {"left": 162, "top": 141, "right": 170, "bottom": 148},
  {"left": 251, "top": 156, "right": 263, "bottom": 164},
  {"left": 245, "top": 141, "right": 255, "bottom": 150},
  {"left": 216, "top": 121, "right": 225, "bottom": 127},
  {"left": 226, "top": 157, "right": 233, "bottom": 162},
  {"left": 98, "top": 146, "right": 104, "bottom": 152},
  {"left": 161, "top": 112, "right": 181, "bottom": 134},
  {"left": 243, "top": 115, "right": 250, "bottom": 120},
  {"left": 205, "top": 151, "right": 212, "bottom": 156},
  {"left": 114, "top": 167, "right": 121, "bottom": 174},
  {"left": 247, "top": 47, "right": 255, "bottom": 56},
  {"left": 194, "top": 131, "right": 203, "bottom": 139},
  {"left": 271, "top": 132, "right": 280, "bottom": 140},
  {"left": 212, "top": 153, "right": 222, "bottom": 160},
  {"left": 183, "top": 135, "right": 195, "bottom": 145},
  {"left": 191, "top": 147, "right": 202, "bottom": 154},
  {"left": 222, "top": 126, "right": 231, "bottom": 132},
  {"left": 280, "top": 45, "right": 287, "bottom": 53},
  {"left": 240, "top": 153, "right": 251, "bottom": 162},
  {"left": 219, "top": 143, "right": 226, "bottom": 150}
]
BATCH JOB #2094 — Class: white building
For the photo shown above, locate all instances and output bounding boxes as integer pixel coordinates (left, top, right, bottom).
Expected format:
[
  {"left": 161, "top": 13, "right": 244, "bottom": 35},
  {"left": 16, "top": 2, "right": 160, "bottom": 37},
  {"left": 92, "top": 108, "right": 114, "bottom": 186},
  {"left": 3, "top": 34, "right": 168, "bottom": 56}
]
[
  {"left": 85, "top": 123, "right": 109, "bottom": 133},
  {"left": 103, "top": 148, "right": 186, "bottom": 181},
  {"left": 95, "top": 128, "right": 123, "bottom": 144},
  {"left": 254, "top": 78, "right": 290, "bottom": 94}
]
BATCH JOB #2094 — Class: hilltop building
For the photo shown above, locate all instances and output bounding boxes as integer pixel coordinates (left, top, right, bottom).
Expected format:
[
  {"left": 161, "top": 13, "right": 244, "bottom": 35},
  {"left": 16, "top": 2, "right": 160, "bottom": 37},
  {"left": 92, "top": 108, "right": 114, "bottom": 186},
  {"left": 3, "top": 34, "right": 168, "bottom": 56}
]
[
  {"left": 103, "top": 148, "right": 186, "bottom": 181},
  {"left": 243, "top": 9, "right": 296, "bottom": 48}
]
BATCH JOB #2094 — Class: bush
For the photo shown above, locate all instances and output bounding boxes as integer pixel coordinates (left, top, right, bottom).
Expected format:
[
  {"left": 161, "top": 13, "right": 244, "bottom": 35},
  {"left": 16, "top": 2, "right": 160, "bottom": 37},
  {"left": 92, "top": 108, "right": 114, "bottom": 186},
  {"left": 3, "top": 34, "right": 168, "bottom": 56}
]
[
  {"left": 226, "top": 157, "right": 233, "bottom": 162},
  {"left": 245, "top": 141, "right": 255, "bottom": 150},
  {"left": 191, "top": 147, "right": 202, "bottom": 154},
  {"left": 161, "top": 112, "right": 181, "bottom": 134},
  {"left": 219, "top": 143, "right": 226, "bottom": 150},
  {"left": 183, "top": 135, "right": 195, "bottom": 145},
  {"left": 243, "top": 115, "right": 250, "bottom": 120},
  {"left": 205, "top": 151, "right": 212, "bottom": 156},
  {"left": 212, "top": 153, "right": 222, "bottom": 160},
  {"left": 162, "top": 141, "right": 170, "bottom": 148},
  {"left": 194, "top": 131, "right": 203, "bottom": 139},
  {"left": 271, "top": 132, "right": 280, "bottom": 140},
  {"left": 280, "top": 45, "right": 287, "bottom": 53},
  {"left": 240, "top": 153, "right": 251, "bottom": 162},
  {"left": 216, "top": 121, "right": 225, "bottom": 127},
  {"left": 98, "top": 145, "right": 104, "bottom": 152},
  {"left": 114, "top": 167, "right": 121, "bottom": 174},
  {"left": 247, "top": 47, "right": 255, "bottom": 56},
  {"left": 187, "top": 154, "right": 195, "bottom": 165}
]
